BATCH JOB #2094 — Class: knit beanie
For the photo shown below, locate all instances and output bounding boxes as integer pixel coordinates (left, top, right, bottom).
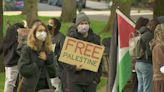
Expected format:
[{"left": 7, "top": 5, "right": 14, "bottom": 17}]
[{"left": 76, "top": 12, "right": 90, "bottom": 25}]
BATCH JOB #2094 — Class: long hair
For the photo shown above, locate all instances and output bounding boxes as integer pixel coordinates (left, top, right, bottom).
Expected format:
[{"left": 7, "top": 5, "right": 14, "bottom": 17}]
[
  {"left": 27, "top": 22, "right": 53, "bottom": 53},
  {"left": 3, "top": 23, "right": 24, "bottom": 52},
  {"left": 150, "top": 24, "right": 164, "bottom": 50},
  {"left": 49, "top": 18, "right": 61, "bottom": 35},
  {"left": 154, "top": 24, "right": 164, "bottom": 41},
  {"left": 135, "top": 17, "right": 149, "bottom": 30}
]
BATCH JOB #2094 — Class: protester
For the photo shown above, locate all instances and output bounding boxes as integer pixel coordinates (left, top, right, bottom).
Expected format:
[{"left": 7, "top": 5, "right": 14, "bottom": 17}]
[
  {"left": 47, "top": 18, "right": 65, "bottom": 57},
  {"left": 150, "top": 24, "right": 164, "bottom": 92},
  {"left": 66, "top": 12, "right": 102, "bottom": 92},
  {"left": 47, "top": 18, "right": 65, "bottom": 92},
  {"left": 17, "top": 23, "right": 56, "bottom": 92},
  {"left": 0, "top": 23, "right": 24, "bottom": 92},
  {"left": 132, "top": 17, "right": 149, "bottom": 92},
  {"left": 135, "top": 19, "right": 158, "bottom": 92}
]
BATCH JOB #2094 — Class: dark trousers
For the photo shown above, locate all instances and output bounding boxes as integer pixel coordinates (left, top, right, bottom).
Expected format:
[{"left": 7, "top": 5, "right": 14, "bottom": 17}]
[
  {"left": 68, "top": 84, "right": 97, "bottom": 92},
  {"left": 36, "top": 79, "right": 49, "bottom": 91},
  {"left": 132, "top": 72, "right": 138, "bottom": 92}
]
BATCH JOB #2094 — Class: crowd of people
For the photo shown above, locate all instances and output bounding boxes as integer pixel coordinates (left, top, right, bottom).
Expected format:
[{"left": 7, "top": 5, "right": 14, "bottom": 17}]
[
  {"left": 1, "top": 10, "right": 164, "bottom": 92},
  {"left": 133, "top": 16, "right": 164, "bottom": 92},
  {"left": 0, "top": 12, "right": 103, "bottom": 92}
]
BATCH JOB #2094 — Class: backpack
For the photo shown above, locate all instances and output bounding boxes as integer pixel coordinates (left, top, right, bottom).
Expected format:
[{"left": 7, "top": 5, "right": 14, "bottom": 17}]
[{"left": 129, "top": 31, "right": 145, "bottom": 59}]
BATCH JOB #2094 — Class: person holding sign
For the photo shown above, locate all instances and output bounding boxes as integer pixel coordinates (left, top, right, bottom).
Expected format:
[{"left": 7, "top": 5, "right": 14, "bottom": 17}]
[{"left": 65, "top": 12, "right": 102, "bottom": 92}]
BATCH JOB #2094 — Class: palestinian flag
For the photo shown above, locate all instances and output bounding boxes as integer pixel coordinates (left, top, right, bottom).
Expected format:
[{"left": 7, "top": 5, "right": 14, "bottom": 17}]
[{"left": 108, "top": 9, "right": 136, "bottom": 92}]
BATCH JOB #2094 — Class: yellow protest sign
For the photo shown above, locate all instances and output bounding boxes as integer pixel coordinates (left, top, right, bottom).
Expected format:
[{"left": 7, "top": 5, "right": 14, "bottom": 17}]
[{"left": 59, "top": 37, "right": 105, "bottom": 72}]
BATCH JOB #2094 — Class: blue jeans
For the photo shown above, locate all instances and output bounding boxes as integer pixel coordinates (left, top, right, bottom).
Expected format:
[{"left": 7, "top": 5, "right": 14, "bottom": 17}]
[{"left": 135, "top": 61, "right": 153, "bottom": 92}]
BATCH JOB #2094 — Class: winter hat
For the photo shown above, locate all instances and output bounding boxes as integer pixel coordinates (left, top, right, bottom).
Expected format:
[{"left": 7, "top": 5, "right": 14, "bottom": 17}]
[{"left": 76, "top": 12, "right": 90, "bottom": 25}]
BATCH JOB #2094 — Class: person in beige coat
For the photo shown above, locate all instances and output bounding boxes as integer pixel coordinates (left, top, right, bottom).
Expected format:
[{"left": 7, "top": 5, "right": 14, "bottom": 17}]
[{"left": 150, "top": 23, "right": 164, "bottom": 92}]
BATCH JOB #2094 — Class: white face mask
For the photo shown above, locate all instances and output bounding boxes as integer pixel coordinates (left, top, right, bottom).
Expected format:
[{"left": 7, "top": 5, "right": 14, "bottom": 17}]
[
  {"left": 77, "top": 24, "right": 89, "bottom": 34},
  {"left": 36, "top": 31, "right": 47, "bottom": 41}
]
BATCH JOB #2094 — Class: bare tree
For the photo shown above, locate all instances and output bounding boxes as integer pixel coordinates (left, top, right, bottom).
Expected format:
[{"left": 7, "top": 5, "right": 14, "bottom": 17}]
[
  {"left": 102, "top": 0, "right": 132, "bottom": 32},
  {"left": 21, "top": 0, "right": 28, "bottom": 15},
  {"left": 0, "top": 0, "right": 3, "bottom": 42},
  {"left": 60, "top": 0, "right": 76, "bottom": 22},
  {"left": 24, "top": 0, "right": 38, "bottom": 28},
  {"left": 0, "top": 0, "right": 4, "bottom": 72},
  {"left": 153, "top": 0, "right": 164, "bottom": 18}
]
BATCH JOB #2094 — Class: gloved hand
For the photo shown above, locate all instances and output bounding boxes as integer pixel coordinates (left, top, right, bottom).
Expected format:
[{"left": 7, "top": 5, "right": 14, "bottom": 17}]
[
  {"left": 160, "top": 66, "right": 164, "bottom": 74},
  {"left": 50, "top": 77, "right": 62, "bottom": 92}
]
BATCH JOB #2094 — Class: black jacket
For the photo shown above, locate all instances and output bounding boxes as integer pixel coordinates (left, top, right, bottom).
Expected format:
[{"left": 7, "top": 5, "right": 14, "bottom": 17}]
[
  {"left": 51, "top": 32, "right": 65, "bottom": 77},
  {"left": 0, "top": 41, "right": 19, "bottom": 67},
  {"left": 66, "top": 28, "right": 102, "bottom": 85},
  {"left": 52, "top": 32, "right": 65, "bottom": 57},
  {"left": 18, "top": 45, "right": 56, "bottom": 92},
  {"left": 137, "top": 27, "right": 153, "bottom": 64}
]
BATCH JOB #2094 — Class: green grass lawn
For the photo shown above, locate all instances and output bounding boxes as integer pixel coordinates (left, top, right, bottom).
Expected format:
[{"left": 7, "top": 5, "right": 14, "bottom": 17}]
[
  {"left": 97, "top": 77, "right": 108, "bottom": 90},
  {"left": 0, "top": 73, "right": 5, "bottom": 92},
  {"left": 1, "top": 15, "right": 109, "bottom": 91},
  {"left": 0, "top": 72, "right": 107, "bottom": 91}
]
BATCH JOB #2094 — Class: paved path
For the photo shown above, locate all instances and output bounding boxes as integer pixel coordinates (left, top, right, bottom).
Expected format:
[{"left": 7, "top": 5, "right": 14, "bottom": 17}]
[
  {"left": 4, "top": 9, "right": 153, "bottom": 22},
  {"left": 39, "top": 0, "right": 109, "bottom": 11},
  {"left": 86, "top": 0, "right": 109, "bottom": 10},
  {"left": 4, "top": 0, "right": 153, "bottom": 22}
]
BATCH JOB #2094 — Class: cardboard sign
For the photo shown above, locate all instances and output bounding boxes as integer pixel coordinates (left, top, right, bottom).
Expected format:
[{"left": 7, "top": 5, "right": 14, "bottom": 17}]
[
  {"left": 59, "top": 37, "right": 105, "bottom": 72},
  {"left": 17, "top": 28, "right": 31, "bottom": 36}
]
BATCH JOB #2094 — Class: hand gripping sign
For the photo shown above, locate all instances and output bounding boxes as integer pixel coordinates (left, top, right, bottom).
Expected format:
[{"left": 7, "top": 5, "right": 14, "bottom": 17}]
[{"left": 59, "top": 37, "right": 105, "bottom": 72}]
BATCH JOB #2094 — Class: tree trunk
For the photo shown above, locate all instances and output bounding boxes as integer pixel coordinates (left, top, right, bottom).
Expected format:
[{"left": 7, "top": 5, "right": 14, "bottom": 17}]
[
  {"left": 153, "top": 0, "right": 164, "bottom": 18},
  {"left": 102, "top": 1, "right": 116, "bottom": 33},
  {"left": 102, "top": 0, "right": 132, "bottom": 32},
  {"left": 25, "top": 0, "right": 38, "bottom": 28},
  {"left": 21, "top": 0, "right": 28, "bottom": 15},
  {"left": 0, "top": 0, "right": 4, "bottom": 72},
  {"left": 60, "top": 0, "right": 76, "bottom": 22}
]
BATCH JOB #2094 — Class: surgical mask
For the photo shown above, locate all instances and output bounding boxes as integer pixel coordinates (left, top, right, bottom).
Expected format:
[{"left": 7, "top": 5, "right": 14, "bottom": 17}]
[
  {"left": 36, "top": 31, "right": 47, "bottom": 41},
  {"left": 77, "top": 24, "right": 89, "bottom": 34},
  {"left": 47, "top": 24, "right": 53, "bottom": 31}
]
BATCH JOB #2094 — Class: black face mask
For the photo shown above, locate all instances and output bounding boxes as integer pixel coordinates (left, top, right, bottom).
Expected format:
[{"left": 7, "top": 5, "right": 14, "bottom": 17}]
[{"left": 47, "top": 24, "right": 53, "bottom": 30}]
